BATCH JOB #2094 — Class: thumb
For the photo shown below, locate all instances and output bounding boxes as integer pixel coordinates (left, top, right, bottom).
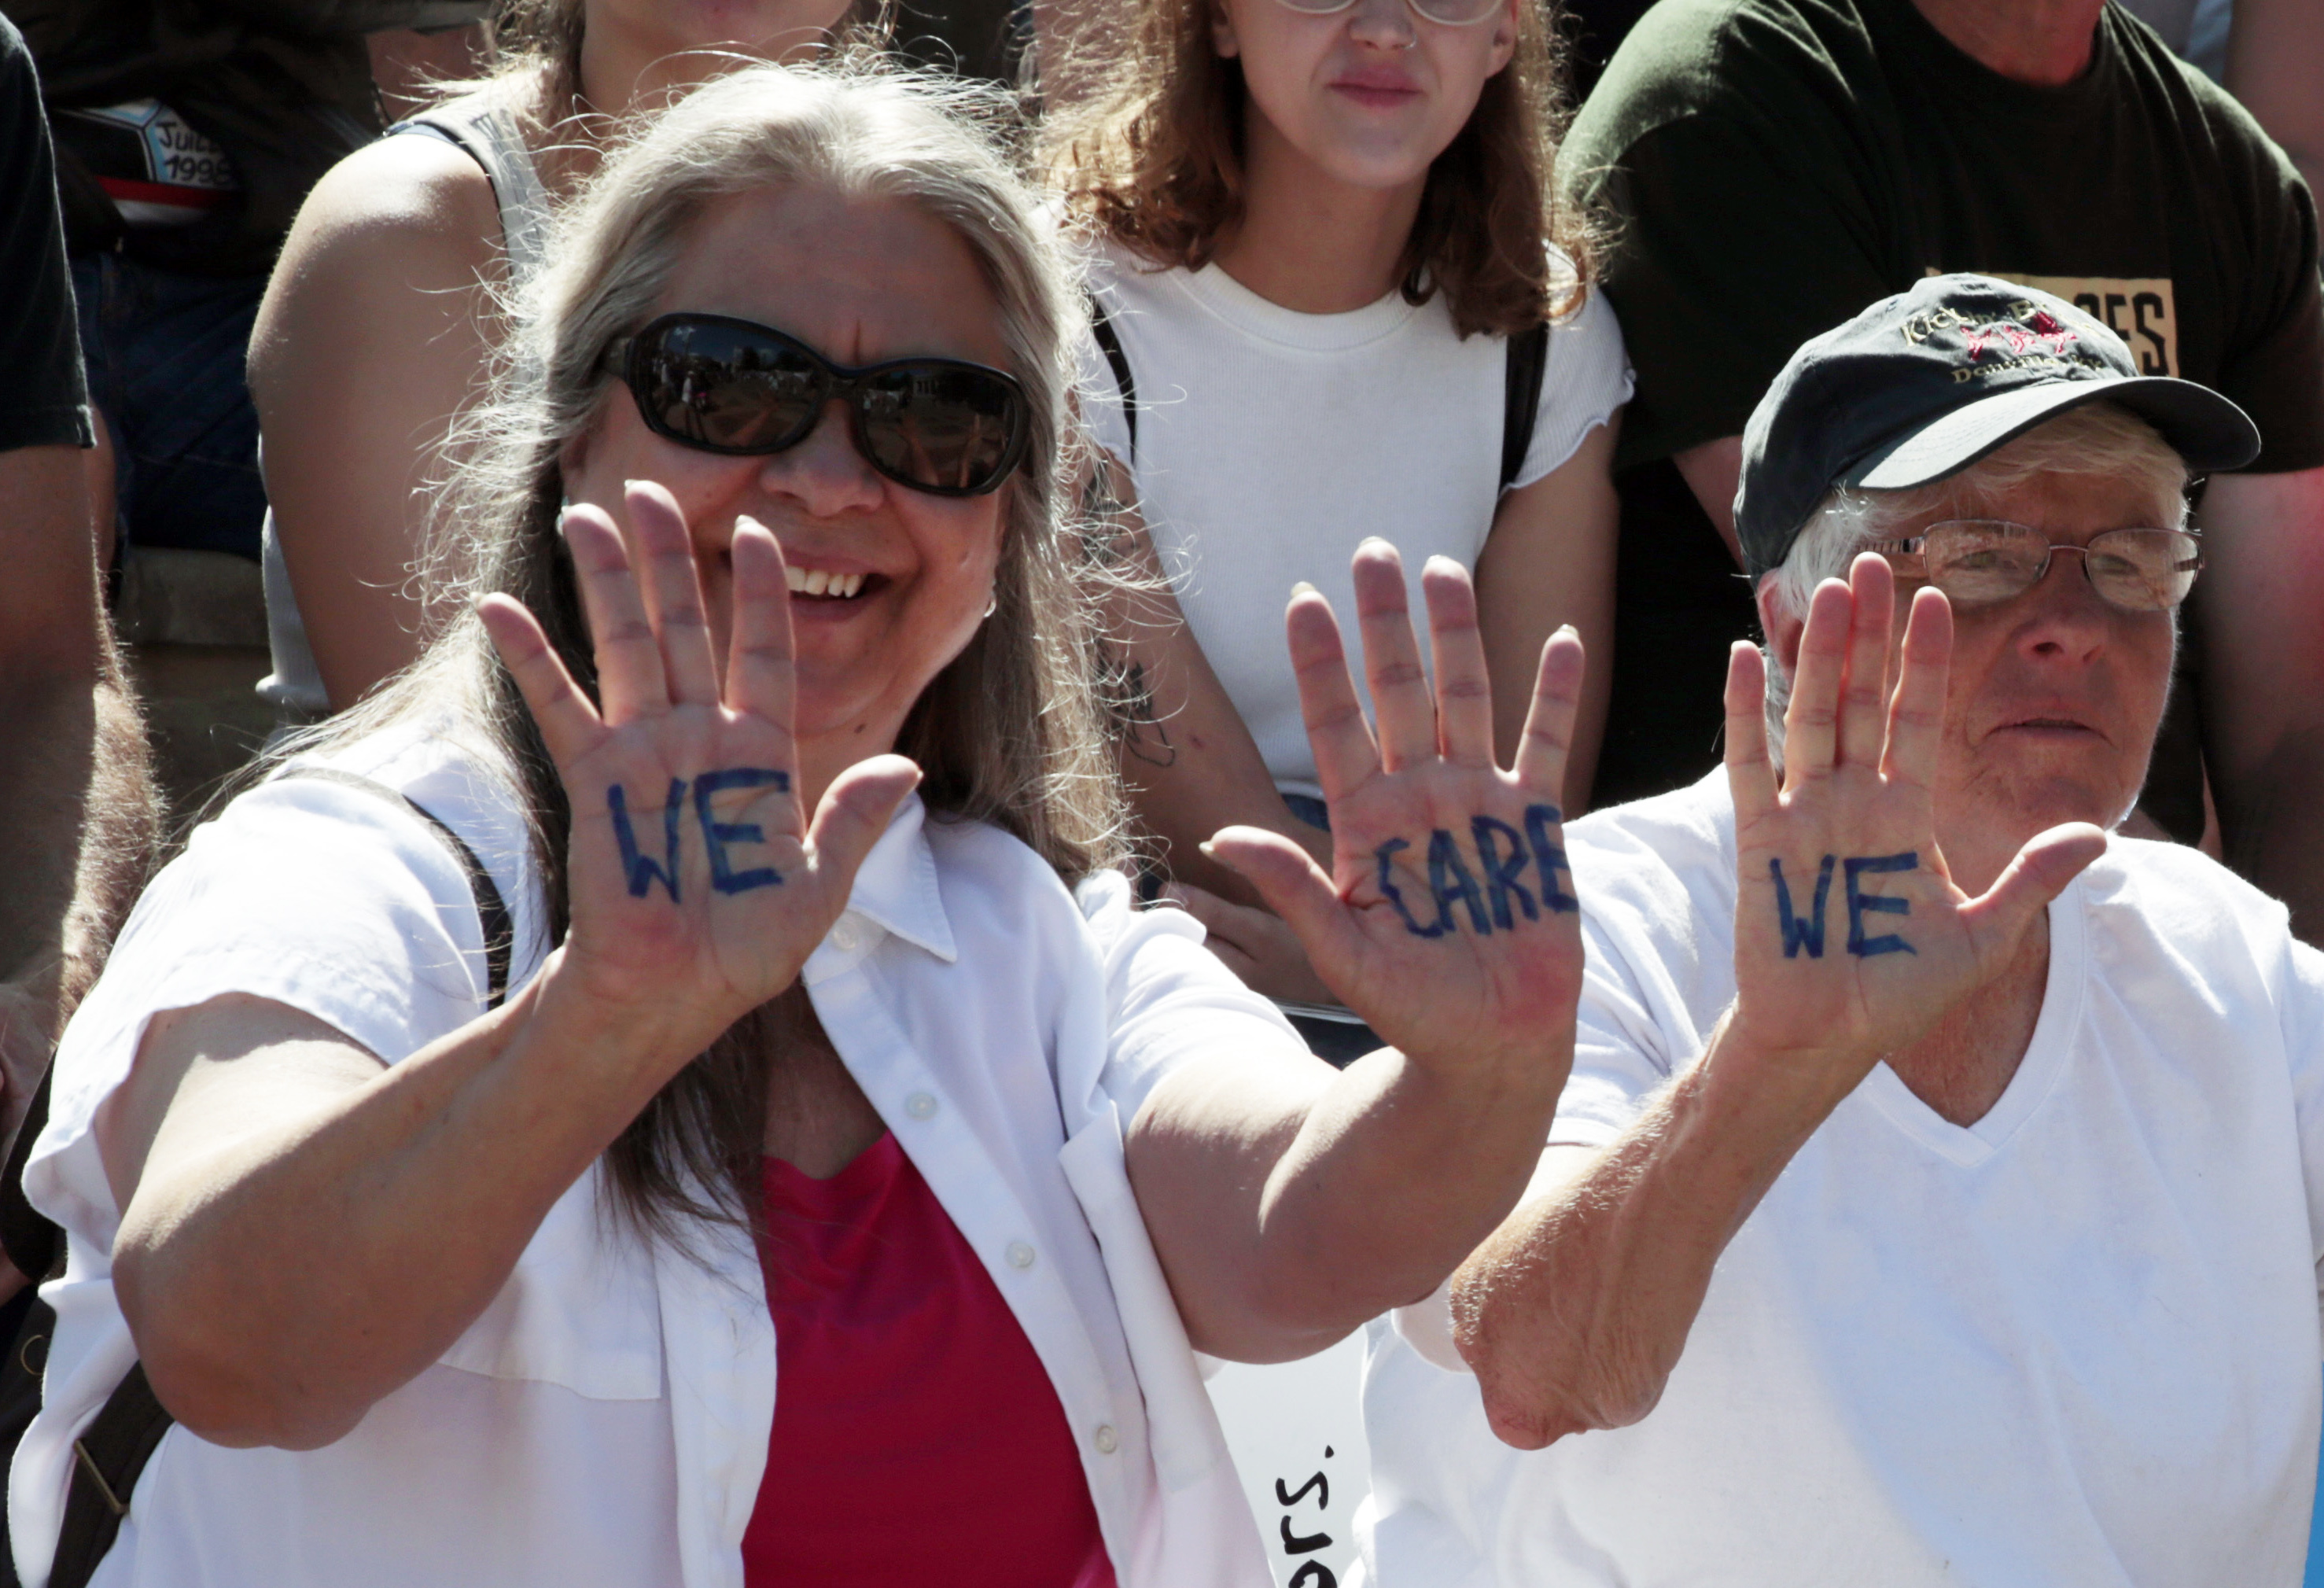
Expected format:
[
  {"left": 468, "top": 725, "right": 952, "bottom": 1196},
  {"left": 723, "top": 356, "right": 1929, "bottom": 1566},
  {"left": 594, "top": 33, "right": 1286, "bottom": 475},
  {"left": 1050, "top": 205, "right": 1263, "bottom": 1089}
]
[
  {"left": 1203, "top": 825, "right": 1360, "bottom": 981},
  {"left": 1960, "top": 821, "right": 2108, "bottom": 966},
  {"left": 803, "top": 754, "right": 923, "bottom": 892}
]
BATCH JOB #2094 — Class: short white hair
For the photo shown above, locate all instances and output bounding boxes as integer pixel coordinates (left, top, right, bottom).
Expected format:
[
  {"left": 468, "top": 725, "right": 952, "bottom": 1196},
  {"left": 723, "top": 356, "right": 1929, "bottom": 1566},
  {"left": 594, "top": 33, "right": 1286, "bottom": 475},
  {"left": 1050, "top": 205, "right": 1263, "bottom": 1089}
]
[{"left": 1756, "top": 401, "right": 2191, "bottom": 761}]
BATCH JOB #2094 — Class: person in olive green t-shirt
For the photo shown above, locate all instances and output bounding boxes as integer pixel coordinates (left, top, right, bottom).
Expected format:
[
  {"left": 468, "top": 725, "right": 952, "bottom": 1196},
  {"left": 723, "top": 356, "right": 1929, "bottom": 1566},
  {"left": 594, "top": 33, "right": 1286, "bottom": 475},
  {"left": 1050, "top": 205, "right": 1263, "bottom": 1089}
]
[{"left": 1563, "top": 0, "right": 2324, "bottom": 942}]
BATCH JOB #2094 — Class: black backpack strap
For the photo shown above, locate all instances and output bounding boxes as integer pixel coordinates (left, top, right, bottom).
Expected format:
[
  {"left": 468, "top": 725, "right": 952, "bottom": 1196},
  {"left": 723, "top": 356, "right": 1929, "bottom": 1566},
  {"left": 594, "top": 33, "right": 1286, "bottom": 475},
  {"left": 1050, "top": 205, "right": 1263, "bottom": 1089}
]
[
  {"left": 50, "top": 1365, "right": 172, "bottom": 1588},
  {"left": 0, "top": 1067, "right": 59, "bottom": 1284},
  {"left": 1499, "top": 321, "right": 1551, "bottom": 493},
  {"left": 276, "top": 766, "right": 513, "bottom": 1008},
  {"left": 1088, "top": 291, "right": 1138, "bottom": 462}
]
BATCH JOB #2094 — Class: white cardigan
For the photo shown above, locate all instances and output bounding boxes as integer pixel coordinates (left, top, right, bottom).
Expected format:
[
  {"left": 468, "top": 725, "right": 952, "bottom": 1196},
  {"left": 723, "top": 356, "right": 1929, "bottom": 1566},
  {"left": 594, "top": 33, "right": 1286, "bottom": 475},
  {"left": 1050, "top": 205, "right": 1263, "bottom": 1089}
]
[{"left": 11, "top": 728, "right": 1291, "bottom": 1588}]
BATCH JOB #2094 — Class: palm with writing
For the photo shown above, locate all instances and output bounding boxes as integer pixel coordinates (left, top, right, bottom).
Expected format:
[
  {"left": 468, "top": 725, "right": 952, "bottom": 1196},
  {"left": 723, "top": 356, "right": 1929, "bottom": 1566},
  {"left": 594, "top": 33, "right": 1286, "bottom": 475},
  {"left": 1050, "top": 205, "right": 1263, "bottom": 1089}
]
[
  {"left": 1207, "top": 543, "right": 1587, "bottom": 1079},
  {"left": 477, "top": 481, "right": 919, "bottom": 1066},
  {"left": 1723, "top": 553, "right": 2105, "bottom": 1094}
]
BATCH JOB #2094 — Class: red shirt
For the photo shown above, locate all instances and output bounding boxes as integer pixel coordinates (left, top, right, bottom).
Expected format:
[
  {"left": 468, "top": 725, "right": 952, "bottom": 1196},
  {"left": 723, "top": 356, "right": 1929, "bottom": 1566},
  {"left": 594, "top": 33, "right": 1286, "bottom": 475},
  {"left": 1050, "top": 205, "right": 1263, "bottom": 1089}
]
[{"left": 743, "top": 1132, "right": 1116, "bottom": 1587}]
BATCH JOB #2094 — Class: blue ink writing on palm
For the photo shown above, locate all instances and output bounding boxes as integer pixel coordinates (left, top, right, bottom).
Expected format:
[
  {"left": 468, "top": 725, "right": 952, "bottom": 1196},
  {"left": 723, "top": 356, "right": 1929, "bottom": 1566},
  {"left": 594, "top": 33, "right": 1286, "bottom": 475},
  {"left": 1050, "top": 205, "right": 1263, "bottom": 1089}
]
[
  {"left": 608, "top": 768, "right": 792, "bottom": 901},
  {"left": 1845, "top": 853, "right": 1918, "bottom": 956},
  {"left": 1375, "top": 805, "right": 1579, "bottom": 938},
  {"left": 1769, "top": 851, "right": 1918, "bottom": 957}
]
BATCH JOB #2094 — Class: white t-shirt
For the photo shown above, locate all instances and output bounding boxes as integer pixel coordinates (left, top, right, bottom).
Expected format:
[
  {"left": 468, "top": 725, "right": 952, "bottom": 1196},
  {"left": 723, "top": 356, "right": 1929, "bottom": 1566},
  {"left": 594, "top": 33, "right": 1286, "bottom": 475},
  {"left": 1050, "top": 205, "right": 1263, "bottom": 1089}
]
[
  {"left": 13, "top": 724, "right": 1311, "bottom": 1588},
  {"left": 1362, "top": 771, "right": 2324, "bottom": 1587},
  {"left": 1079, "top": 245, "right": 1632, "bottom": 799}
]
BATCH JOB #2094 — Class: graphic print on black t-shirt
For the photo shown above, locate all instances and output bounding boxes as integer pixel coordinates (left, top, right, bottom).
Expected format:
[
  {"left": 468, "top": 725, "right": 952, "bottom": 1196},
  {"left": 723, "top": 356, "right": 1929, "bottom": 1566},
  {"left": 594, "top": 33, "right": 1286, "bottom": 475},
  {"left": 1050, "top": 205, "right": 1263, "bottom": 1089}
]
[{"left": 1967, "top": 273, "right": 2179, "bottom": 378}]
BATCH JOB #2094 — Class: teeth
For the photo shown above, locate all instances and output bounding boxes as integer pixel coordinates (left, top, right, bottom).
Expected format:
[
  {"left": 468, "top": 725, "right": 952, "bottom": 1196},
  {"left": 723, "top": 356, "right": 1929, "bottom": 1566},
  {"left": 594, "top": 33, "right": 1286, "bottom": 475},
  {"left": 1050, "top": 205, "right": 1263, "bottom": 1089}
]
[{"left": 782, "top": 564, "right": 867, "bottom": 598}]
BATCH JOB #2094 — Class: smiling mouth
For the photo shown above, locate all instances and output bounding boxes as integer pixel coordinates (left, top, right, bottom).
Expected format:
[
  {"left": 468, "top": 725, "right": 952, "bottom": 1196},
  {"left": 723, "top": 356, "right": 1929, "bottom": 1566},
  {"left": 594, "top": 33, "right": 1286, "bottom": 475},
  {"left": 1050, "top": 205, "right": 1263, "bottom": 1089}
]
[{"left": 785, "top": 566, "right": 874, "bottom": 600}]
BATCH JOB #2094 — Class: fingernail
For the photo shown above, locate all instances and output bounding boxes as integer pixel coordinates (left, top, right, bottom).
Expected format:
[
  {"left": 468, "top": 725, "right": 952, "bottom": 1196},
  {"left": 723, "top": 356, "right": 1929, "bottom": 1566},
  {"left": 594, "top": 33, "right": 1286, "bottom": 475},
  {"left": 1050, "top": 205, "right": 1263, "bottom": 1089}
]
[
  {"left": 1556, "top": 622, "right": 1578, "bottom": 639},
  {"left": 1290, "top": 581, "right": 1320, "bottom": 599},
  {"left": 1197, "top": 839, "right": 1218, "bottom": 858},
  {"left": 736, "top": 514, "right": 768, "bottom": 538}
]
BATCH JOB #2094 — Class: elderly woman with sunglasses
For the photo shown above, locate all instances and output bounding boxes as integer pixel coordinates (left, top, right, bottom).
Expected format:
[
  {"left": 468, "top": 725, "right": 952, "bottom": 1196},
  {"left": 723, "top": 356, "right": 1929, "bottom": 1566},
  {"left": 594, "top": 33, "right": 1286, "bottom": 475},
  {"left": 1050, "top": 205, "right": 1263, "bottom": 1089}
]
[{"left": 10, "top": 64, "right": 1592, "bottom": 1588}]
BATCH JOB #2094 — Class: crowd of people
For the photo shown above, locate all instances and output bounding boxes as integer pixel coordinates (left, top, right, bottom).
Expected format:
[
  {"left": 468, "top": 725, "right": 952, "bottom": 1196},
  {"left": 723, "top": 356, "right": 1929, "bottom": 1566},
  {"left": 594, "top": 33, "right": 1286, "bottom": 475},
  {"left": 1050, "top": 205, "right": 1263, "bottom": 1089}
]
[{"left": 0, "top": 0, "right": 2318, "bottom": 1585}]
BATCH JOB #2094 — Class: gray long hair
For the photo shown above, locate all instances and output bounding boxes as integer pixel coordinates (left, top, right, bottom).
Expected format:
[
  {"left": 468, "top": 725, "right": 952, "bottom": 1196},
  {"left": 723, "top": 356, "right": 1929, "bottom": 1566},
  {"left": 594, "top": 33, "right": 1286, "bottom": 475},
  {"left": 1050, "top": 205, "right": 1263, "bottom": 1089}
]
[
  {"left": 1755, "top": 401, "right": 2191, "bottom": 763},
  {"left": 295, "top": 57, "right": 1128, "bottom": 1247}
]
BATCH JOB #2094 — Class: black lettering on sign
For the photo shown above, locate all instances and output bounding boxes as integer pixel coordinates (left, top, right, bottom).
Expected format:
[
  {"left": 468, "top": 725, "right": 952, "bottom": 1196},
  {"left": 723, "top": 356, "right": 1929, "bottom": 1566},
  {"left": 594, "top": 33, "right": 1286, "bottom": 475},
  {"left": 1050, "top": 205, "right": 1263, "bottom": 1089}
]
[
  {"left": 2132, "top": 292, "right": 2171, "bottom": 375},
  {"left": 1288, "top": 1565, "right": 1339, "bottom": 1588},
  {"left": 1275, "top": 1472, "right": 1328, "bottom": 1509},
  {"left": 1280, "top": 1516, "right": 1332, "bottom": 1556}
]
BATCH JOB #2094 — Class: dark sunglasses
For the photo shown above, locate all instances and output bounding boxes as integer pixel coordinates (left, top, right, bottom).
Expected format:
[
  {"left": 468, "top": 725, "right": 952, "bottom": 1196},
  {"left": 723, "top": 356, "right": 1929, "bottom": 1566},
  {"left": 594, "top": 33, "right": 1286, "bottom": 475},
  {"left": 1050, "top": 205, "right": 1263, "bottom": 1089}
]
[
  {"left": 601, "top": 312, "right": 1031, "bottom": 497},
  {"left": 1870, "top": 520, "right": 2204, "bottom": 613}
]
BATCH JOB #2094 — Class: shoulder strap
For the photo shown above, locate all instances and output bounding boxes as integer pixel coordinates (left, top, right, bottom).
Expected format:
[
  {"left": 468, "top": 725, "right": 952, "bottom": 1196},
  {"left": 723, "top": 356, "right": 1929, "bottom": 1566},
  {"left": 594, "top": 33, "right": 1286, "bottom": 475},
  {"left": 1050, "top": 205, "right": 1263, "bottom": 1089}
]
[
  {"left": 50, "top": 1365, "right": 171, "bottom": 1588},
  {"left": 1500, "top": 321, "right": 1552, "bottom": 493},
  {"left": 1088, "top": 292, "right": 1138, "bottom": 462},
  {"left": 277, "top": 766, "right": 513, "bottom": 1009},
  {"left": 390, "top": 100, "right": 553, "bottom": 286}
]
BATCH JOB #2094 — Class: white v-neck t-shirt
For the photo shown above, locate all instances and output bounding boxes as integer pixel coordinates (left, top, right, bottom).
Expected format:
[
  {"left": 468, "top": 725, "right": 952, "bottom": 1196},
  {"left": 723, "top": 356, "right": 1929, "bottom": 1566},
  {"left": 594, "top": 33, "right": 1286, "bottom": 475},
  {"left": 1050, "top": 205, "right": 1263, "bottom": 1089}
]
[
  {"left": 1362, "top": 771, "right": 2324, "bottom": 1586},
  {"left": 1079, "top": 245, "right": 1631, "bottom": 800}
]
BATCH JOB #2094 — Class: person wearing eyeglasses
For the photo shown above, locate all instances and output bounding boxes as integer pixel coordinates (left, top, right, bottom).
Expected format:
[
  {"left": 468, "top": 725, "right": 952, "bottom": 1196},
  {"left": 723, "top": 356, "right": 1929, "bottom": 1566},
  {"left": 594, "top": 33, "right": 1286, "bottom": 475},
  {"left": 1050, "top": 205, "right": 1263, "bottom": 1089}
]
[
  {"left": 9, "top": 63, "right": 1599, "bottom": 1588},
  {"left": 1361, "top": 274, "right": 2324, "bottom": 1584},
  {"left": 1039, "top": 0, "right": 1630, "bottom": 1030}
]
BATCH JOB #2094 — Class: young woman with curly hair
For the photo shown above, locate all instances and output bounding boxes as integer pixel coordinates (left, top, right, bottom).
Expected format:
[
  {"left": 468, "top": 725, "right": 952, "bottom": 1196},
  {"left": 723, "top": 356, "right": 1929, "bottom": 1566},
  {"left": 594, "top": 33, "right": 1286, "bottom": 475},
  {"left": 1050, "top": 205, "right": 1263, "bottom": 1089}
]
[{"left": 1044, "top": 0, "right": 1630, "bottom": 1011}]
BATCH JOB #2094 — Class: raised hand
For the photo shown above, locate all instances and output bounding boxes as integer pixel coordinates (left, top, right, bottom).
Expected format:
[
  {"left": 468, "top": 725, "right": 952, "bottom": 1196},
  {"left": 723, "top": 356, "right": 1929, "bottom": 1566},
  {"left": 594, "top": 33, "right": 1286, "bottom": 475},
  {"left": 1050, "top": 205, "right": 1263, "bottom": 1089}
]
[
  {"left": 1722, "top": 553, "right": 2105, "bottom": 1089},
  {"left": 1206, "top": 542, "right": 1586, "bottom": 1078},
  {"left": 478, "top": 481, "right": 919, "bottom": 1064}
]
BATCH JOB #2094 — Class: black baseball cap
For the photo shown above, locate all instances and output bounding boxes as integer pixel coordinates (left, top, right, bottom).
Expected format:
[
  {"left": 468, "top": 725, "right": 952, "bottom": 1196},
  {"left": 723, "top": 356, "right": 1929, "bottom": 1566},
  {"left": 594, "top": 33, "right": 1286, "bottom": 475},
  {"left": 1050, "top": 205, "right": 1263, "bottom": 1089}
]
[{"left": 1733, "top": 274, "right": 2260, "bottom": 576}]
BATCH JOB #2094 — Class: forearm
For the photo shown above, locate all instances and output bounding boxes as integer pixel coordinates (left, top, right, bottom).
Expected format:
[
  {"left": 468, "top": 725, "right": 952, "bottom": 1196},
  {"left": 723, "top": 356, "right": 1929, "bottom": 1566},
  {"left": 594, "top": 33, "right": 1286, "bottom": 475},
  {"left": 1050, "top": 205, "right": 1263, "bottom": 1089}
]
[
  {"left": 116, "top": 968, "right": 698, "bottom": 1448},
  {"left": 2193, "top": 469, "right": 2324, "bottom": 942},
  {"left": 1099, "top": 529, "right": 1331, "bottom": 896},
  {"left": 0, "top": 654, "right": 154, "bottom": 1055},
  {"left": 1449, "top": 1019, "right": 1840, "bottom": 1449},
  {"left": 1132, "top": 1033, "right": 1567, "bottom": 1363}
]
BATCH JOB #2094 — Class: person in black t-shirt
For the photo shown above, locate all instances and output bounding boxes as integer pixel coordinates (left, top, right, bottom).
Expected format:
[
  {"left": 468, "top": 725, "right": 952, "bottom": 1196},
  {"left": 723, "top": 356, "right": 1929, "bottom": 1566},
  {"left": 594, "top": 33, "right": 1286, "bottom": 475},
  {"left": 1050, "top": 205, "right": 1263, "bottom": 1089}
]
[
  {"left": 1562, "top": 0, "right": 2324, "bottom": 943},
  {"left": 4, "top": 0, "right": 488, "bottom": 564},
  {"left": 0, "top": 13, "right": 156, "bottom": 1290}
]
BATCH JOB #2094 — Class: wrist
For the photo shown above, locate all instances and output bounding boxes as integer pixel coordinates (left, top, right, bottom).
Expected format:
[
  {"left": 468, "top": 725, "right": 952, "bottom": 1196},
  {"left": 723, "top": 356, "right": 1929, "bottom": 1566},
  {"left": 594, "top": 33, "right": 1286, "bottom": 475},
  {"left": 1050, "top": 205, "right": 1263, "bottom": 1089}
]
[
  {"left": 523, "top": 949, "right": 731, "bottom": 1085},
  {"left": 1692, "top": 1006, "right": 1869, "bottom": 1145}
]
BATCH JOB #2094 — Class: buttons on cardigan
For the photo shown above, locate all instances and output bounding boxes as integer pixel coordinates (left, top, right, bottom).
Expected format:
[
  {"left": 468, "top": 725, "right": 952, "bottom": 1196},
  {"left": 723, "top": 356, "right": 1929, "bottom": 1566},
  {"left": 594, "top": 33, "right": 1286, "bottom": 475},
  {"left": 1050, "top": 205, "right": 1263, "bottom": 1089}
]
[
  {"left": 1006, "top": 1241, "right": 1036, "bottom": 1270},
  {"left": 904, "top": 1092, "right": 939, "bottom": 1121},
  {"left": 1092, "top": 1424, "right": 1120, "bottom": 1455}
]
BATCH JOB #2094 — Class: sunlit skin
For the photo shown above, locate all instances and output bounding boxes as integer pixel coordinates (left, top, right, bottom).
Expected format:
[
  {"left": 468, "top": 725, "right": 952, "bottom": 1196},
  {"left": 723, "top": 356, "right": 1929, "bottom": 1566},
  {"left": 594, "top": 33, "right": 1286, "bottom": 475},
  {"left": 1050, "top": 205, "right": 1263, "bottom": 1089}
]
[
  {"left": 1760, "top": 467, "right": 2179, "bottom": 899},
  {"left": 1216, "top": 0, "right": 1516, "bottom": 190},
  {"left": 1209, "top": 0, "right": 1519, "bottom": 309},
  {"left": 561, "top": 186, "right": 1011, "bottom": 809}
]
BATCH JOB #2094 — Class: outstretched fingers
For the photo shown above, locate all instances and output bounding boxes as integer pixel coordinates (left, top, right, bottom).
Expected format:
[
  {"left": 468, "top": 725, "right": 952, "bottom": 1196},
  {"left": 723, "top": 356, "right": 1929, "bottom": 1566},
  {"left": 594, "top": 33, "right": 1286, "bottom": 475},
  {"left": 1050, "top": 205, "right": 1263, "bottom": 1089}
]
[
  {"left": 1880, "top": 586, "right": 1954, "bottom": 790},
  {"left": 1835, "top": 554, "right": 1895, "bottom": 771},
  {"left": 563, "top": 504, "right": 669, "bottom": 723},
  {"left": 727, "top": 516, "right": 798, "bottom": 734},
  {"left": 1723, "top": 639, "right": 1778, "bottom": 829},
  {"left": 1203, "top": 824, "right": 1364, "bottom": 986},
  {"left": 1422, "top": 558, "right": 1495, "bottom": 768},
  {"left": 622, "top": 481, "right": 722, "bottom": 709},
  {"left": 1353, "top": 542, "right": 1437, "bottom": 773},
  {"left": 803, "top": 753, "right": 923, "bottom": 897},
  {"left": 1959, "top": 821, "right": 2109, "bottom": 970},
  {"left": 1288, "top": 584, "right": 1383, "bottom": 804},
  {"left": 1511, "top": 625, "right": 1585, "bottom": 799},
  {"left": 1781, "top": 578, "right": 1853, "bottom": 788},
  {"left": 479, "top": 593, "right": 604, "bottom": 767}
]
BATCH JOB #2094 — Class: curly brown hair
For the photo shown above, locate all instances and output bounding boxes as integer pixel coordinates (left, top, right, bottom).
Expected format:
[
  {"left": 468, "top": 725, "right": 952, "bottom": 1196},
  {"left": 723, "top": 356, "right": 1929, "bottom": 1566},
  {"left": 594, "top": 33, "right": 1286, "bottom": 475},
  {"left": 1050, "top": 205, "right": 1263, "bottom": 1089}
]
[{"left": 1040, "top": 0, "right": 1592, "bottom": 337}]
